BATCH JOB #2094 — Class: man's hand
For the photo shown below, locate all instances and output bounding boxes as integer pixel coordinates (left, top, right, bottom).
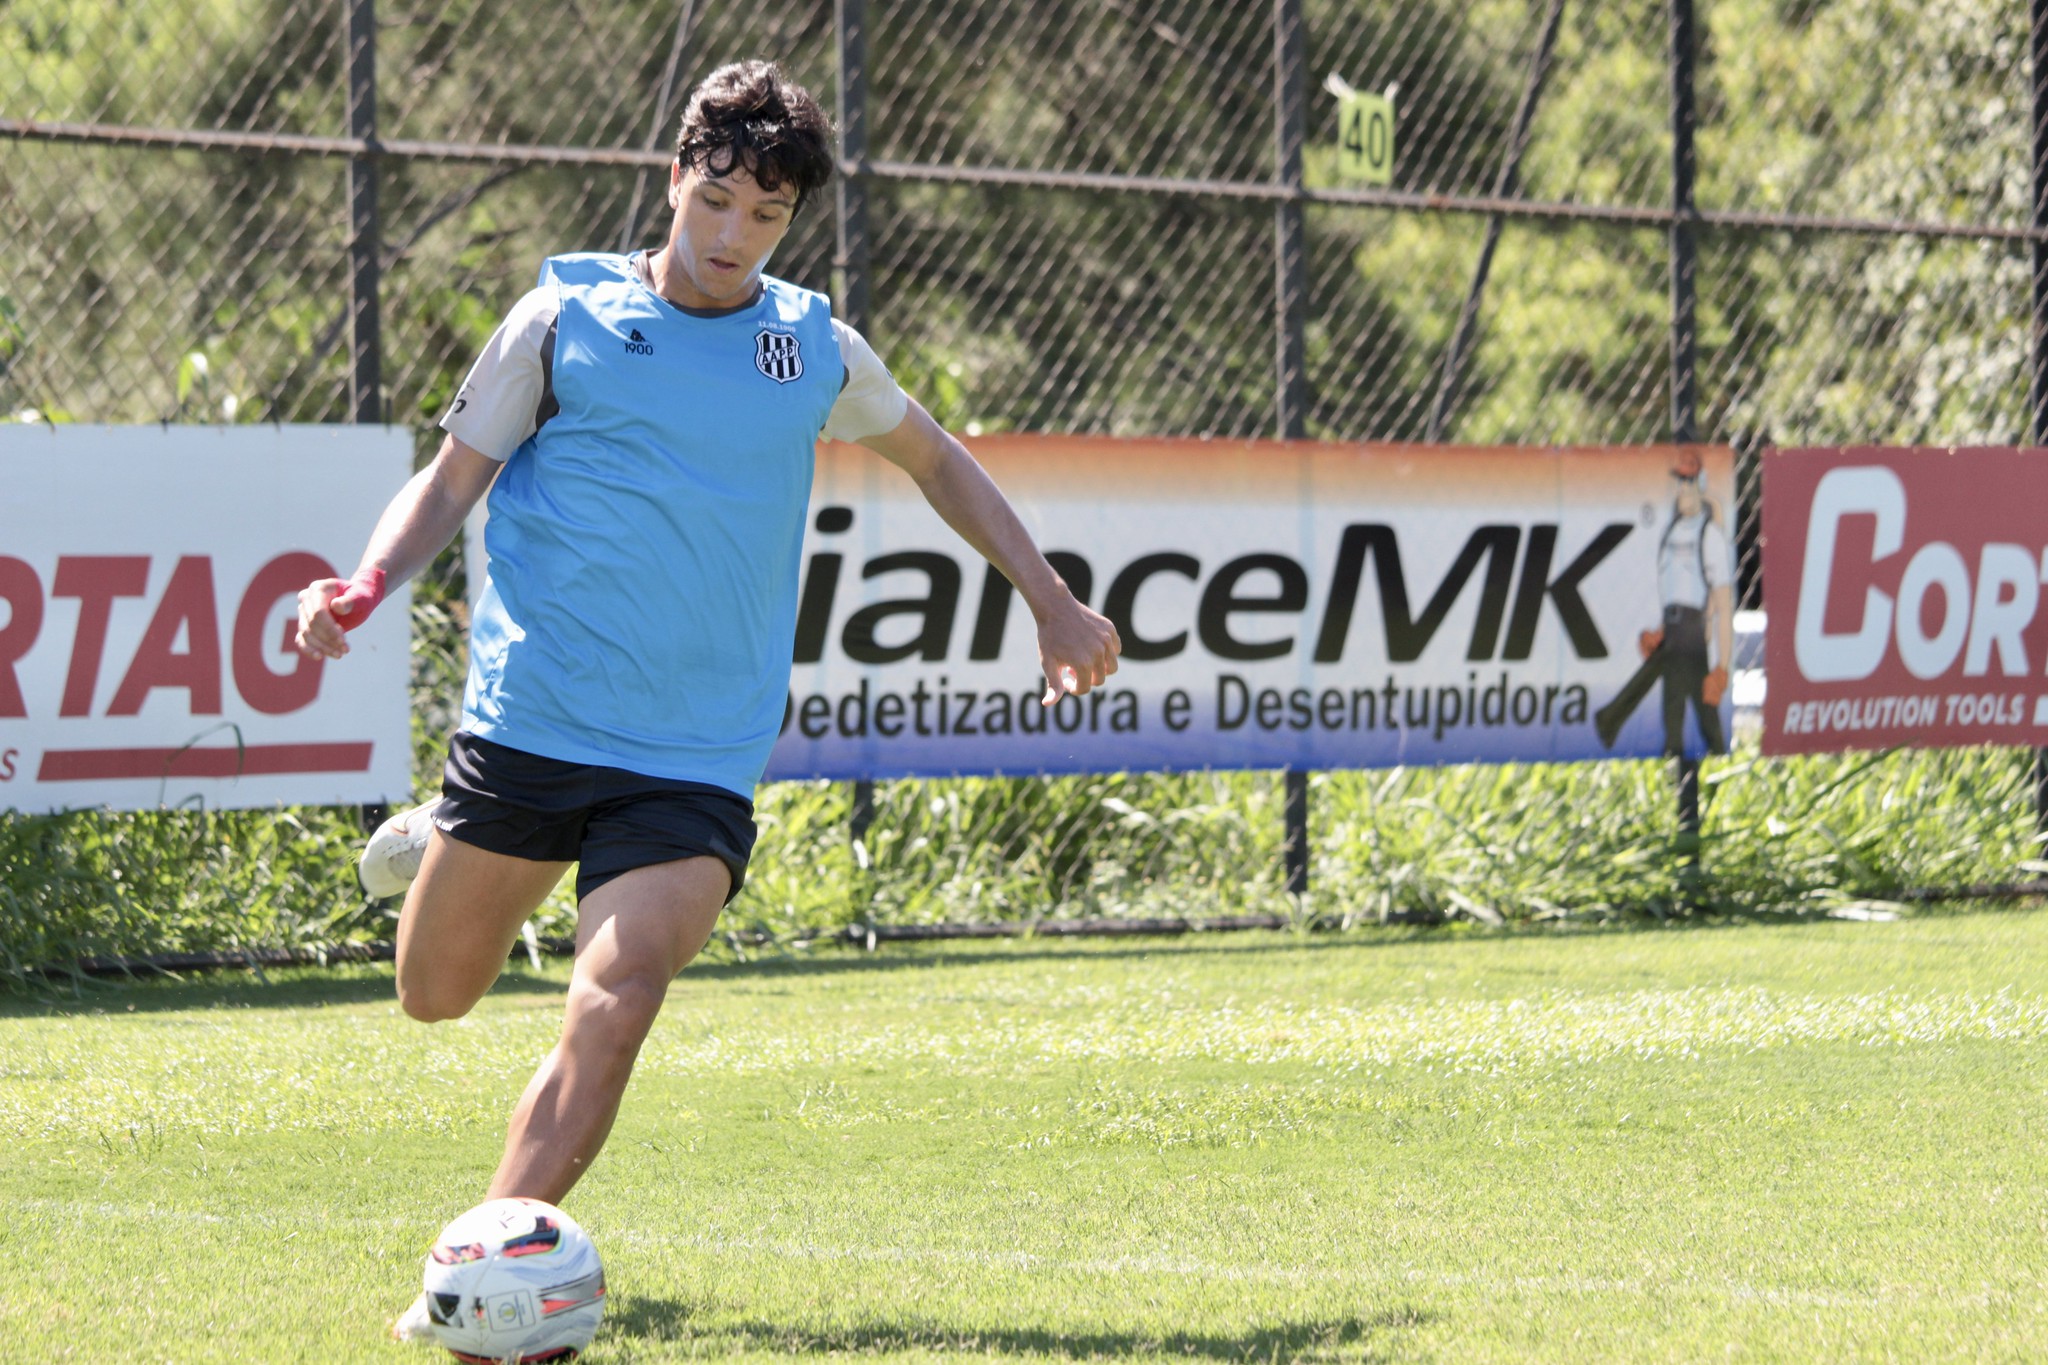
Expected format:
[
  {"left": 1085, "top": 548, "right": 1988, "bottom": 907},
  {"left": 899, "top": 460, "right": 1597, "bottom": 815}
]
[
  {"left": 1639, "top": 628, "right": 1664, "bottom": 659},
  {"left": 1701, "top": 666, "right": 1729, "bottom": 707},
  {"left": 1037, "top": 597, "right": 1121, "bottom": 706},
  {"left": 296, "top": 567, "right": 386, "bottom": 660}
]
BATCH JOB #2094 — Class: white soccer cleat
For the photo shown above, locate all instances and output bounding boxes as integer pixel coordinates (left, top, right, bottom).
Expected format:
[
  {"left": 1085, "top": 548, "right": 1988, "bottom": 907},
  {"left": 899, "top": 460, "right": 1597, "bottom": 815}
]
[
  {"left": 360, "top": 802, "right": 438, "bottom": 898},
  {"left": 391, "top": 1289, "right": 437, "bottom": 1344}
]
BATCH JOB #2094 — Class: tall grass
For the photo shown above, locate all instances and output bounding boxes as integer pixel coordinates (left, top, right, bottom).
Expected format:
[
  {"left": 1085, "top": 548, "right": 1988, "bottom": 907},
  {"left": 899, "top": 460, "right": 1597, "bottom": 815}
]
[
  {"left": 739, "top": 743, "right": 2037, "bottom": 936},
  {"left": 3, "top": 586, "right": 2039, "bottom": 982},
  {"left": 0, "top": 803, "right": 368, "bottom": 980}
]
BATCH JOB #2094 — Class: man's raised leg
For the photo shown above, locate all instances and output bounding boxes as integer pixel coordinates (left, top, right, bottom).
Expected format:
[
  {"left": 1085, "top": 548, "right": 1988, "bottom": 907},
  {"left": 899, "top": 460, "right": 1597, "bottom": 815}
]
[
  {"left": 394, "top": 830, "right": 573, "bottom": 1023},
  {"left": 389, "top": 830, "right": 576, "bottom": 1344},
  {"left": 485, "top": 855, "right": 730, "bottom": 1204}
]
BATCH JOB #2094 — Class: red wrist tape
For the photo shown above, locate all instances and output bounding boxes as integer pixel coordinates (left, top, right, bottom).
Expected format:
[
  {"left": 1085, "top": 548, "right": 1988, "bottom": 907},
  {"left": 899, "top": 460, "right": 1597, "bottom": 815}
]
[{"left": 331, "top": 567, "right": 387, "bottom": 633}]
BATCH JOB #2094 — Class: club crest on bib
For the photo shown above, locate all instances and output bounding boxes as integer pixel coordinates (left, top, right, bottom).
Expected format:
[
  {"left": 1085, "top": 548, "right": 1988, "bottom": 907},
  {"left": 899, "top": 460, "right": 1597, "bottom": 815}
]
[{"left": 754, "top": 328, "right": 804, "bottom": 384}]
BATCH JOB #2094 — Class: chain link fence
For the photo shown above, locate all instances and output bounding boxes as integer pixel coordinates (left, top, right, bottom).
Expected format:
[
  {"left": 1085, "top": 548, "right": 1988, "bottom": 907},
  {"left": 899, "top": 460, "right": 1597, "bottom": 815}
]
[{"left": 4, "top": 0, "right": 2042, "bottom": 947}]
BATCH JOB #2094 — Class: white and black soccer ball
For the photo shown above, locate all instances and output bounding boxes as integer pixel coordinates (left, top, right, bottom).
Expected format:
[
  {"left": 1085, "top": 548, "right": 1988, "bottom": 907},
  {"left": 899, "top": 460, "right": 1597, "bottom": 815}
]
[{"left": 422, "top": 1197, "right": 607, "bottom": 1363}]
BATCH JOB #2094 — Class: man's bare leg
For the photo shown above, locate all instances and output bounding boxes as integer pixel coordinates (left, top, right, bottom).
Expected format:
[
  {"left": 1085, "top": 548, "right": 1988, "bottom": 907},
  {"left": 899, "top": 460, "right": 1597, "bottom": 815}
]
[
  {"left": 389, "top": 830, "right": 575, "bottom": 1343},
  {"left": 486, "top": 855, "right": 730, "bottom": 1204},
  {"left": 393, "top": 830, "right": 572, "bottom": 1023}
]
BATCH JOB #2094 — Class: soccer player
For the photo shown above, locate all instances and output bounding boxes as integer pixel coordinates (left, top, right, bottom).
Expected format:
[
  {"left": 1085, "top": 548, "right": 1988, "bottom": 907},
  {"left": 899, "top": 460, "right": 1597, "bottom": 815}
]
[{"left": 293, "top": 61, "right": 1120, "bottom": 1340}]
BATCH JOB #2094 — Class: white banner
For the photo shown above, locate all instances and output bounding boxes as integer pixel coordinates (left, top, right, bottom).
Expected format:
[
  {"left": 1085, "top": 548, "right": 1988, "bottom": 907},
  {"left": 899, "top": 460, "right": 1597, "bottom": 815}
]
[
  {"left": 765, "top": 436, "right": 1737, "bottom": 780},
  {"left": 0, "top": 425, "right": 414, "bottom": 812}
]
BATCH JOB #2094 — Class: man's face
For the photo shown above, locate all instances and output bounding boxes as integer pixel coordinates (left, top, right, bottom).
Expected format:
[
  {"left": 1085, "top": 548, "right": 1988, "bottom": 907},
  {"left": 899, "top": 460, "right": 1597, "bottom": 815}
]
[
  {"left": 661, "top": 159, "right": 798, "bottom": 308},
  {"left": 1674, "top": 477, "right": 1703, "bottom": 517}
]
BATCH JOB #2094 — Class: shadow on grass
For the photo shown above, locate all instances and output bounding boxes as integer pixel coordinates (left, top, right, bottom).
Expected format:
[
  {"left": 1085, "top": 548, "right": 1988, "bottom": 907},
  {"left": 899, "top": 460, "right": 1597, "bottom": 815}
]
[
  {"left": 606, "top": 1297, "right": 1434, "bottom": 1361},
  {"left": 4, "top": 922, "right": 1599, "bottom": 1009},
  {"left": 0, "top": 966, "right": 565, "bottom": 1018},
  {"left": 683, "top": 911, "right": 1793, "bottom": 983},
  {"left": 17, "top": 899, "right": 2033, "bottom": 1012}
]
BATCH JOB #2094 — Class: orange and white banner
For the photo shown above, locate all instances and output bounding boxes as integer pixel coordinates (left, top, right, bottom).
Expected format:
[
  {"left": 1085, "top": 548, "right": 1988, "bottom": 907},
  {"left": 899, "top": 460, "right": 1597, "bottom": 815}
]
[
  {"left": 766, "top": 436, "right": 1737, "bottom": 779},
  {"left": 0, "top": 425, "right": 414, "bottom": 812}
]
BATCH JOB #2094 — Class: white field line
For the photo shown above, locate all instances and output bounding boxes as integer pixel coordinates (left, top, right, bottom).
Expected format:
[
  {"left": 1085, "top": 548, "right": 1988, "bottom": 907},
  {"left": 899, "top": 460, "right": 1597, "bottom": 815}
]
[{"left": 15, "top": 1198, "right": 2009, "bottom": 1314}]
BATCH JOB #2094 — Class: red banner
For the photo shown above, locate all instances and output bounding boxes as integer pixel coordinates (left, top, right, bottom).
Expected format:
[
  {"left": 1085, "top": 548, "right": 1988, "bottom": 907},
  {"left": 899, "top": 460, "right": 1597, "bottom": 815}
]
[{"left": 1763, "top": 446, "right": 2048, "bottom": 755}]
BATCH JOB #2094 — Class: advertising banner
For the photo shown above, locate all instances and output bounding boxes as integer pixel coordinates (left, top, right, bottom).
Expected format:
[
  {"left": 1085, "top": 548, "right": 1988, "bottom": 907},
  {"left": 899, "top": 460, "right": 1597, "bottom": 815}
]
[
  {"left": 765, "top": 437, "right": 1737, "bottom": 780},
  {"left": 1762, "top": 446, "right": 2048, "bottom": 756},
  {"left": 0, "top": 425, "right": 414, "bottom": 812}
]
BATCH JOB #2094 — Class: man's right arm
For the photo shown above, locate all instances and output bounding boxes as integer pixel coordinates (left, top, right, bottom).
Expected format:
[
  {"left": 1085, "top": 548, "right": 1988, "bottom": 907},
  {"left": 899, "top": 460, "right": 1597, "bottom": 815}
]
[
  {"left": 295, "top": 284, "right": 556, "bottom": 660},
  {"left": 295, "top": 436, "right": 500, "bottom": 660}
]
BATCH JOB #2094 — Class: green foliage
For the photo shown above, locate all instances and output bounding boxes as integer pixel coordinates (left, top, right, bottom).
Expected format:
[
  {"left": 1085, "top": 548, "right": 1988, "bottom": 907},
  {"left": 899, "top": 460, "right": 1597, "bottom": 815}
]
[
  {"left": 5, "top": 0, "right": 2025, "bottom": 440},
  {"left": 0, "top": 802, "right": 365, "bottom": 981},
  {"left": 1311, "top": 743, "right": 2034, "bottom": 922},
  {"left": 726, "top": 742, "right": 2033, "bottom": 951},
  {"left": 1694, "top": 0, "right": 2029, "bottom": 444}
]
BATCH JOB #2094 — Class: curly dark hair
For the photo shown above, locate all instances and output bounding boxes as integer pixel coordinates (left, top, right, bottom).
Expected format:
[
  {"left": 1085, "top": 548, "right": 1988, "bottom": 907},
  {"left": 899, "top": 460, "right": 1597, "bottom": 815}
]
[{"left": 674, "top": 61, "right": 834, "bottom": 212}]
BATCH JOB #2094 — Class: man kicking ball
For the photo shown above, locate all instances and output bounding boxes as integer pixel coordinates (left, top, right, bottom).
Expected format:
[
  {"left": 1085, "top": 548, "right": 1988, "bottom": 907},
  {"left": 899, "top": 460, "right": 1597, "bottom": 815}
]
[{"left": 294, "top": 60, "right": 1120, "bottom": 1340}]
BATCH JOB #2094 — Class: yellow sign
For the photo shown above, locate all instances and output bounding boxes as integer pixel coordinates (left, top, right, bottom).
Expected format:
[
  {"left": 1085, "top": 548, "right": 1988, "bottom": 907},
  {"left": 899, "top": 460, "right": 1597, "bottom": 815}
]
[{"left": 1337, "top": 92, "right": 1394, "bottom": 185}]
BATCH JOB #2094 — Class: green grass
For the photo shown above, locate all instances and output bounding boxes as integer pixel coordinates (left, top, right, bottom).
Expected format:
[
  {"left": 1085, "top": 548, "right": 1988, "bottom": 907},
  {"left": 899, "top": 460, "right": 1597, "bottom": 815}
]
[{"left": 5, "top": 909, "right": 2046, "bottom": 1360}]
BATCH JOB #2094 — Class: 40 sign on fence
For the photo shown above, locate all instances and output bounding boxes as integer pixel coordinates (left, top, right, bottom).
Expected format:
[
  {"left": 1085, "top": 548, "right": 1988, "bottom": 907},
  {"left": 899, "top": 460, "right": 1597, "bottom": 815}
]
[
  {"left": 0, "top": 425, "right": 413, "bottom": 812},
  {"left": 1763, "top": 446, "right": 2048, "bottom": 756}
]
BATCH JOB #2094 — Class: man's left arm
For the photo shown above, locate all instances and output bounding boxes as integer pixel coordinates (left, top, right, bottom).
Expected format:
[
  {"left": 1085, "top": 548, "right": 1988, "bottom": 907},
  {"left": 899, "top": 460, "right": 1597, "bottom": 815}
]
[{"left": 858, "top": 400, "right": 1121, "bottom": 704}]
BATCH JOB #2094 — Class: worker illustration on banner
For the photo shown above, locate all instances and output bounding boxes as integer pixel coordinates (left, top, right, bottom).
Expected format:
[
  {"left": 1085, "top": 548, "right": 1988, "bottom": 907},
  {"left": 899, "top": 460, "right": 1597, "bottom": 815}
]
[{"left": 1594, "top": 448, "right": 1733, "bottom": 758}]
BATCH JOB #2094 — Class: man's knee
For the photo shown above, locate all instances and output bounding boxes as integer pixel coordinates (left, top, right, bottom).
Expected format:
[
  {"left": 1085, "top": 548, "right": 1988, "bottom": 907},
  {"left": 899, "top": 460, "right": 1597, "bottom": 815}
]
[
  {"left": 562, "top": 973, "right": 669, "bottom": 1062},
  {"left": 395, "top": 963, "right": 488, "bottom": 1023},
  {"left": 398, "top": 986, "right": 471, "bottom": 1024}
]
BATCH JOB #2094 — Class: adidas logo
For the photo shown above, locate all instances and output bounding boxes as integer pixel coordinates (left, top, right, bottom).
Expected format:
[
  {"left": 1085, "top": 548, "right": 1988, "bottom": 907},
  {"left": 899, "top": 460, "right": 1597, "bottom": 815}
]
[{"left": 623, "top": 327, "right": 654, "bottom": 357}]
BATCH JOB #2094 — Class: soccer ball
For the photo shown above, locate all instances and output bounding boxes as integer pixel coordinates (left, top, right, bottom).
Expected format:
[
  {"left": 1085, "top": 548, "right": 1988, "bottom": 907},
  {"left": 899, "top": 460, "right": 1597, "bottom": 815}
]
[{"left": 421, "top": 1197, "right": 607, "bottom": 1363}]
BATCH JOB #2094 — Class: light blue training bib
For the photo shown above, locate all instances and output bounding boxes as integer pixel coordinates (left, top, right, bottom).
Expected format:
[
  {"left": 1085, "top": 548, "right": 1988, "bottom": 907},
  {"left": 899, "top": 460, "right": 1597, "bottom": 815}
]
[{"left": 464, "top": 252, "right": 841, "bottom": 796}]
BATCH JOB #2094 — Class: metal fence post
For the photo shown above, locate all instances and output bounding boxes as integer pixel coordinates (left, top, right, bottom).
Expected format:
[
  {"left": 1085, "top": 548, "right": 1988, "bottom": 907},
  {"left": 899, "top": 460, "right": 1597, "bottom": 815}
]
[
  {"left": 1274, "top": 0, "right": 1307, "bottom": 441},
  {"left": 1668, "top": 0, "right": 1702, "bottom": 850},
  {"left": 2031, "top": 0, "right": 2048, "bottom": 841},
  {"left": 344, "top": 0, "right": 387, "bottom": 833},
  {"left": 344, "top": 0, "right": 380, "bottom": 428},
  {"left": 1275, "top": 0, "right": 1310, "bottom": 896},
  {"left": 836, "top": 0, "right": 877, "bottom": 854}
]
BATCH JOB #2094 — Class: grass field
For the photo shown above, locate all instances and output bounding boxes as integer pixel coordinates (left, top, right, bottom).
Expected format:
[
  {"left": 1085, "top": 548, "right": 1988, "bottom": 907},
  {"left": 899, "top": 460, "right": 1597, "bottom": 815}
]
[{"left": 5, "top": 909, "right": 2046, "bottom": 1361}]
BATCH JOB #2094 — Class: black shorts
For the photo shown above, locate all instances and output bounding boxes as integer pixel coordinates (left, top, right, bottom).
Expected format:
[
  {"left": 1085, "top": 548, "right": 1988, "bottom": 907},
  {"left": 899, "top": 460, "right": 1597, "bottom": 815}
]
[{"left": 436, "top": 732, "right": 757, "bottom": 903}]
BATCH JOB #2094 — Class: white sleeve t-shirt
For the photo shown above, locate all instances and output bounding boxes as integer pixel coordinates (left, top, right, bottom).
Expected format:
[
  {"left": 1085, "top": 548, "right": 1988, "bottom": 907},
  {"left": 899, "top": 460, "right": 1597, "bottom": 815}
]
[
  {"left": 1656, "top": 512, "right": 1733, "bottom": 611},
  {"left": 442, "top": 283, "right": 911, "bottom": 461}
]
